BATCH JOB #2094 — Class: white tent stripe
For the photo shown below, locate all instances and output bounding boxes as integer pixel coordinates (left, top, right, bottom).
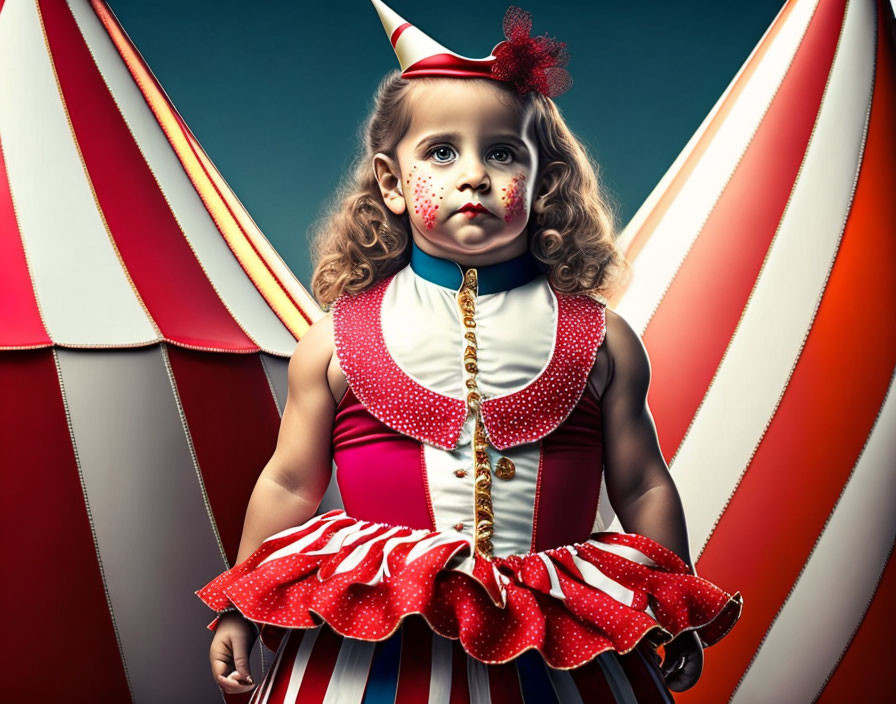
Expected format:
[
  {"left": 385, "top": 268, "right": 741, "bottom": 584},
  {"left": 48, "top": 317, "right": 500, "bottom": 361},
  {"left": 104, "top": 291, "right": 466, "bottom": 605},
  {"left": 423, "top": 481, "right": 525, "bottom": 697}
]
[
  {"left": 67, "top": 0, "right": 298, "bottom": 355},
  {"left": 50, "top": 348, "right": 135, "bottom": 700},
  {"left": 613, "top": 0, "right": 875, "bottom": 560},
  {"left": 732, "top": 368, "right": 896, "bottom": 703},
  {"left": 616, "top": 0, "right": 793, "bottom": 253},
  {"left": 615, "top": 0, "right": 820, "bottom": 334},
  {"left": 261, "top": 353, "right": 291, "bottom": 415},
  {"left": 0, "top": 0, "right": 156, "bottom": 346},
  {"left": 57, "top": 346, "right": 229, "bottom": 702}
]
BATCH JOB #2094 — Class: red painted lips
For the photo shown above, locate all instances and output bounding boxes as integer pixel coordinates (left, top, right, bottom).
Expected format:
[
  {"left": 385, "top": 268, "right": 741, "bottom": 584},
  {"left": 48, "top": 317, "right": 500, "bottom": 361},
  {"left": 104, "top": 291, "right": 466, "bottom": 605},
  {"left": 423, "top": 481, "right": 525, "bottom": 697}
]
[{"left": 456, "top": 202, "right": 493, "bottom": 216}]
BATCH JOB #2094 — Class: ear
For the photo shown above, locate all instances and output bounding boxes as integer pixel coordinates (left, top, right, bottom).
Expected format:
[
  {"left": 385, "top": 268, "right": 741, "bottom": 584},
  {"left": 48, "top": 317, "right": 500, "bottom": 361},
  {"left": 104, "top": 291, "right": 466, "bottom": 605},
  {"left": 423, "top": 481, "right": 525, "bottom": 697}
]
[
  {"left": 533, "top": 160, "right": 567, "bottom": 214},
  {"left": 373, "top": 152, "right": 406, "bottom": 216}
]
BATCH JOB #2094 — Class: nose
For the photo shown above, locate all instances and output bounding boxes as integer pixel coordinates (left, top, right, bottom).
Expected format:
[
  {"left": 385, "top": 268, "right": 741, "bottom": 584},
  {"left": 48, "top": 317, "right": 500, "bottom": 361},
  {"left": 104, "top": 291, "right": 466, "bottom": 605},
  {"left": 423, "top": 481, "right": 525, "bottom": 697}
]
[{"left": 456, "top": 154, "right": 490, "bottom": 193}]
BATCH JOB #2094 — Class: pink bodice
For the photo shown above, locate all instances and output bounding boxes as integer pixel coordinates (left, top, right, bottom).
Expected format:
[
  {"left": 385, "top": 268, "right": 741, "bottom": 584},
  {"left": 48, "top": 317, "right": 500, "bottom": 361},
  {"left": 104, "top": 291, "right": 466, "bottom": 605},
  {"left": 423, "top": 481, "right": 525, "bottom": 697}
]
[{"left": 333, "top": 384, "right": 605, "bottom": 552}]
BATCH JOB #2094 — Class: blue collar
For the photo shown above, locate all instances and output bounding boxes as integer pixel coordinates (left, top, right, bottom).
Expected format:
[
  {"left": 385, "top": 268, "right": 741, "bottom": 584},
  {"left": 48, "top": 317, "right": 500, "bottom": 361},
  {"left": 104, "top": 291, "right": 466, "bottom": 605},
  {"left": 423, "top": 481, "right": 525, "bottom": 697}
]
[{"left": 409, "top": 240, "right": 543, "bottom": 295}]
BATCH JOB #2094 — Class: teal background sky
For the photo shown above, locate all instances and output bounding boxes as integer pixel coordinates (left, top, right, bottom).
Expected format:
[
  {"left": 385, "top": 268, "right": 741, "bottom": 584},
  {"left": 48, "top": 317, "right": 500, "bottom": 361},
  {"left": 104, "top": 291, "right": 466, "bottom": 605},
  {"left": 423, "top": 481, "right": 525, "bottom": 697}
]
[{"left": 106, "top": 0, "right": 785, "bottom": 288}]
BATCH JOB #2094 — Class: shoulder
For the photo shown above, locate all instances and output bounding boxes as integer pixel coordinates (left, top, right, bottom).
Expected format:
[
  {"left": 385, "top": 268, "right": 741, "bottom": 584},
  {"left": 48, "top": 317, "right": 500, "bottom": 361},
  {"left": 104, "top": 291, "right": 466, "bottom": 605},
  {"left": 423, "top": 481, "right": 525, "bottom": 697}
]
[
  {"left": 602, "top": 307, "right": 652, "bottom": 399},
  {"left": 287, "top": 313, "right": 335, "bottom": 390},
  {"left": 588, "top": 306, "right": 651, "bottom": 402},
  {"left": 289, "top": 312, "right": 348, "bottom": 405},
  {"left": 290, "top": 312, "right": 334, "bottom": 359}
]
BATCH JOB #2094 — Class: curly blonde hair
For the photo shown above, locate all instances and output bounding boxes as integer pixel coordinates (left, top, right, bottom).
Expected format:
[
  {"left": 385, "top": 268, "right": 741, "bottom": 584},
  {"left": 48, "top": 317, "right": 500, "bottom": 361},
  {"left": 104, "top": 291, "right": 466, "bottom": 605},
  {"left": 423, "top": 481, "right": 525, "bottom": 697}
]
[{"left": 310, "top": 70, "right": 630, "bottom": 306}]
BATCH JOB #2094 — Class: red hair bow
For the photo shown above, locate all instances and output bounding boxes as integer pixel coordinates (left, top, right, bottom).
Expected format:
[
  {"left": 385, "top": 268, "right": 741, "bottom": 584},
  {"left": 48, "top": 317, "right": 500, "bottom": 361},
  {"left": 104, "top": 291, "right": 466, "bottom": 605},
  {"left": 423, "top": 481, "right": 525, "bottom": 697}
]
[{"left": 490, "top": 5, "right": 572, "bottom": 98}]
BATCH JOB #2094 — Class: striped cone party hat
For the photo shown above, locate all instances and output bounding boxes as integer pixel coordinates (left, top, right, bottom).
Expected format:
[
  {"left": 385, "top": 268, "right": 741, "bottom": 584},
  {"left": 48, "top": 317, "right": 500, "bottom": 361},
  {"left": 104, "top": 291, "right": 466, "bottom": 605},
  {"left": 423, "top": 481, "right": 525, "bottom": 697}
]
[
  {"left": 606, "top": 0, "right": 896, "bottom": 700},
  {"left": 370, "top": 0, "right": 499, "bottom": 79},
  {"left": 370, "top": 0, "right": 573, "bottom": 97}
]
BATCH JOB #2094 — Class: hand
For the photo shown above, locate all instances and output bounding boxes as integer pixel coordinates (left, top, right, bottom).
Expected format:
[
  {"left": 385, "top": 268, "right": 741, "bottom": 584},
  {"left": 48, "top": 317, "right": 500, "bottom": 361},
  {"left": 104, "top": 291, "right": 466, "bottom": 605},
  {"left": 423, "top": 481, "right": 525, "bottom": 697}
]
[
  {"left": 660, "top": 630, "right": 703, "bottom": 692},
  {"left": 209, "top": 612, "right": 258, "bottom": 695}
]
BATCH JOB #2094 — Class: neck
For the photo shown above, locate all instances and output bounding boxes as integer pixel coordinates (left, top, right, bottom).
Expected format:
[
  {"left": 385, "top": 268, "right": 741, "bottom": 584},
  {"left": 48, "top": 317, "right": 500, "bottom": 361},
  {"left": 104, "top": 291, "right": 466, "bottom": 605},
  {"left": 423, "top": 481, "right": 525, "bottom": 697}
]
[
  {"left": 409, "top": 239, "right": 542, "bottom": 295},
  {"left": 418, "top": 239, "right": 529, "bottom": 268}
]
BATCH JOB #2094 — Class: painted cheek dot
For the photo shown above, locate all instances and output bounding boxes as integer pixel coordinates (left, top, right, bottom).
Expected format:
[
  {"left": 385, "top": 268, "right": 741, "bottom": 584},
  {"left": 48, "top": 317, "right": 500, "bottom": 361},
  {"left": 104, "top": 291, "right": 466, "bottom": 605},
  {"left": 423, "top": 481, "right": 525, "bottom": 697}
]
[
  {"left": 501, "top": 173, "right": 527, "bottom": 223},
  {"left": 412, "top": 173, "right": 440, "bottom": 229}
]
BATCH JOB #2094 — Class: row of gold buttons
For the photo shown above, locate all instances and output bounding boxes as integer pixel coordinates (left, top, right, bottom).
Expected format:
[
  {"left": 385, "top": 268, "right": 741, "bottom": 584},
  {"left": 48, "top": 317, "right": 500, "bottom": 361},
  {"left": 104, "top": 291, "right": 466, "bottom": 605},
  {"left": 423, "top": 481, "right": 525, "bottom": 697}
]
[{"left": 457, "top": 269, "right": 495, "bottom": 559}]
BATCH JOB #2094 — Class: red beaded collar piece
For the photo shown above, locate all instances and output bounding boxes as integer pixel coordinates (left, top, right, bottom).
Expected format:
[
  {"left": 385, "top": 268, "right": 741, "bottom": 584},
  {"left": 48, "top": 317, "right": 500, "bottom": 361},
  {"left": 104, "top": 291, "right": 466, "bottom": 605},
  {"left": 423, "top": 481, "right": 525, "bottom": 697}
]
[
  {"left": 371, "top": 0, "right": 572, "bottom": 98},
  {"left": 331, "top": 273, "right": 605, "bottom": 450}
]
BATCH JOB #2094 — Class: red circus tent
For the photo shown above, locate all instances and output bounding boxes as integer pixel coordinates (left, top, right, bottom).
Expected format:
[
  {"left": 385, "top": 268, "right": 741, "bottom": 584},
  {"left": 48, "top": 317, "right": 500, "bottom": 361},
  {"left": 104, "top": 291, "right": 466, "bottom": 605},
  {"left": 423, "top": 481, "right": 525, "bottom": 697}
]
[
  {"left": 608, "top": 0, "right": 896, "bottom": 701},
  {"left": 0, "top": 0, "right": 322, "bottom": 700}
]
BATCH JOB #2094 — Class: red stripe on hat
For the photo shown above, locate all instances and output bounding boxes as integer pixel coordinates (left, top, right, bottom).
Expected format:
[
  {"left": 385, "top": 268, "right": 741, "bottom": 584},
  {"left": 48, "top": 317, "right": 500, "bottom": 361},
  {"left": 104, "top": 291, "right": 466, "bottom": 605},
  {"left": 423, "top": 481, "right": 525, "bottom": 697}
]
[
  {"left": 391, "top": 22, "right": 411, "bottom": 46},
  {"left": 643, "top": 0, "right": 847, "bottom": 462},
  {"left": 0, "top": 135, "right": 50, "bottom": 348},
  {"left": 449, "top": 639, "right": 471, "bottom": 704},
  {"left": 37, "top": 0, "right": 256, "bottom": 352},
  {"left": 0, "top": 350, "right": 131, "bottom": 700},
  {"left": 404, "top": 53, "right": 495, "bottom": 79},
  {"left": 166, "top": 347, "right": 281, "bottom": 564},
  {"left": 395, "top": 615, "right": 434, "bottom": 702},
  {"left": 683, "top": 4, "right": 896, "bottom": 700},
  {"left": 816, "top": 549, "right": 896, "bottom": 703},
  {"left": 619, "top": 0, "right": 799, "bottom": 270}
]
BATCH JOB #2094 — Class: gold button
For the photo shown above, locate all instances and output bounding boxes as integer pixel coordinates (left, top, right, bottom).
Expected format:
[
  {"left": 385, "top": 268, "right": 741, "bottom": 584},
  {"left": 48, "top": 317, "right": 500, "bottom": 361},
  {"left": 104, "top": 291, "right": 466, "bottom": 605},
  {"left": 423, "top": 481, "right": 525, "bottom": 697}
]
[
  {"left": 495, "top": 457, "right": 516, "bottom": 480},
  {"left": 454, "top": 468, "right": 468, "bottom": 478},
  {"left": 457, "top": 292, "right": 475, "bottom": 313},
  {"left": 463, "top": 316, "right": 476, "bottom": 329},
  {"left": 464, "top": 332, "right": 477, "bottom": 344}
]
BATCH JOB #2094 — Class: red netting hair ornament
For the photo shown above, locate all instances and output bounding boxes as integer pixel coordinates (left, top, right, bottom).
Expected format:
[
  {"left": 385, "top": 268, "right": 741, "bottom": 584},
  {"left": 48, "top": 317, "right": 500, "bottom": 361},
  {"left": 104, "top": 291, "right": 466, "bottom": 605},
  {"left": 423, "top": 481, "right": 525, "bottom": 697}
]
[{"left": 370, "top": 0, "right": 572, "bottom": 98}]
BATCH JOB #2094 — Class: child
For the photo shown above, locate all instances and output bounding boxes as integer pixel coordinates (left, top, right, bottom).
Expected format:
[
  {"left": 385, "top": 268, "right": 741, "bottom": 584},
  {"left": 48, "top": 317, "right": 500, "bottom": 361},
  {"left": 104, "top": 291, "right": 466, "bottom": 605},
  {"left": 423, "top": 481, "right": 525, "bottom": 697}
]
[{"left": 197, "top": 2, "right": 742, "bottom": 701}]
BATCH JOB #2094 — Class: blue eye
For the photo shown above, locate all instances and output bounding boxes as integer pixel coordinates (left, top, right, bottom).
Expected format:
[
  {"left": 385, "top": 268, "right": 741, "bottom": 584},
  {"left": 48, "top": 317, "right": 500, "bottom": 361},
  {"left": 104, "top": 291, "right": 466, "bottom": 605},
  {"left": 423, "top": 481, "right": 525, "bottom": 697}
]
[
  {"left": 425, "top": 145, "right": 515, "bottom": 164},
  {"left": 428, "top": 146, "right": 455, "bottom": 163},
  {"left": 489, "top": 148, "right": 513, "bottom": 163}
]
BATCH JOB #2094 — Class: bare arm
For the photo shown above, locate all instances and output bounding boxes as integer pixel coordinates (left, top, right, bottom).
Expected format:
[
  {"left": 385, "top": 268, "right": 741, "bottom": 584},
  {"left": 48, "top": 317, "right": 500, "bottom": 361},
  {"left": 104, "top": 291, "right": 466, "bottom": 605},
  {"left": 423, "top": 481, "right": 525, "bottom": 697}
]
[
  {"left": 600, "top": 308, "right": 694, "bottom": 571},
  {"left": 210, "top": 313, "right": 339, "bottom": 694},
  {"left": 233, "top": 312, "right": 338, "bottom": 563},
  {"left": 599, "top": 308, "right": 704, "bottom": 691}
]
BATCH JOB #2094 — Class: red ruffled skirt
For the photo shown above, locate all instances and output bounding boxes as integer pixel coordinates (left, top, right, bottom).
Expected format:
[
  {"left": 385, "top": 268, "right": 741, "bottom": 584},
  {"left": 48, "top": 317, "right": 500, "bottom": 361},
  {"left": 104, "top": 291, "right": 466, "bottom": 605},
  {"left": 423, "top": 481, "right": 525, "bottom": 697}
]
[{"left": 196, "top": 509, "right": 741, "bottom": 670}]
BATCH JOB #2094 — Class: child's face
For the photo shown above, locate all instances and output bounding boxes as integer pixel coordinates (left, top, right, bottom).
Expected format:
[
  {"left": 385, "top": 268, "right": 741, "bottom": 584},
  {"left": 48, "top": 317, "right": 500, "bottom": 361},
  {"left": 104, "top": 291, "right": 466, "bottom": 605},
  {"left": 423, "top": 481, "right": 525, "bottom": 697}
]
[{"left": 375, "top": 80, "right": 540, "bottom": 265}]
